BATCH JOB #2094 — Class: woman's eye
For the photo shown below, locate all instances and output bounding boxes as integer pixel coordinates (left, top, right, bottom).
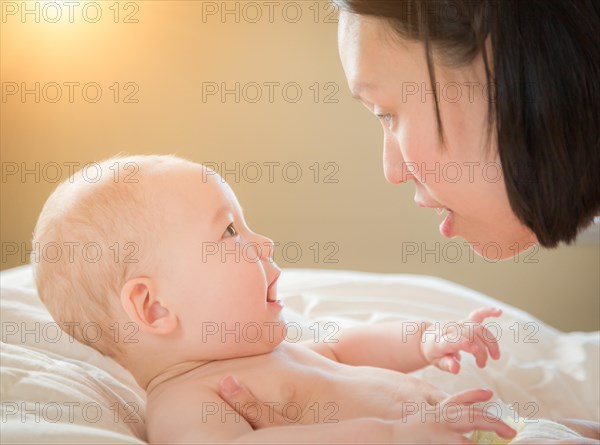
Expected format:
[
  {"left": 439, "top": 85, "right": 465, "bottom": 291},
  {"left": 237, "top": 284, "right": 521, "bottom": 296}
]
[
  {"left": 224, "top": 223, "right": 237, "bottom": 238},
  {"left": 375, "top": 113, "right": 394, "bottom": 128},
  {"left": 376, "top": 113, "right": 393, "bottom": 122}
]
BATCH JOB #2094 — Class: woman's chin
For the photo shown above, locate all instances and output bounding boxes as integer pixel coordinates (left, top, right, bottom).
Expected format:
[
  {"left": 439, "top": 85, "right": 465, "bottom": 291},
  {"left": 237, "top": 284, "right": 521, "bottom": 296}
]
[{"left": 463, "top": 233, "right": 539, "bottom": 262}]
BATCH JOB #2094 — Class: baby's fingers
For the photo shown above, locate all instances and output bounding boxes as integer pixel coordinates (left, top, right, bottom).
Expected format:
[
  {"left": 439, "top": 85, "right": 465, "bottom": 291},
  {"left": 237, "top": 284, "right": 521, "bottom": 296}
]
[
  {"left": 468, "top": 338, "right": 490, "bottom": 368},
  {"left": 467, "top": 307, "right": 502, "bottom": 324},
  {"left": 466, "top": 325, "right": 501, "bottom": 366},
  {"left": 438, "top": 336, "right": 487, "bottom": 368},
  {"left": 437, "top": 354, "right": 461, "bottom": 374},
  {"left": 478, "top": 325, "right": 501, "bottom": 360}
]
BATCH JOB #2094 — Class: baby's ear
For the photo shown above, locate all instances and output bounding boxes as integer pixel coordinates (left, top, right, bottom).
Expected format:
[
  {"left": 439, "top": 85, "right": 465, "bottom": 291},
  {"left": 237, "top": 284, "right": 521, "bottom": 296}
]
[{"left": 120, "top": 277, "right": 178, "bottom": 334}]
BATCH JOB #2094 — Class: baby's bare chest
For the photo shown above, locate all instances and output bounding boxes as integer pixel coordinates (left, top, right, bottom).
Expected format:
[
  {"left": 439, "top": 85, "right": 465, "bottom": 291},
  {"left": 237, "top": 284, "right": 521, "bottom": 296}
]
[{"left": 198, "top": 343, "right": 440, "bottom": 424}]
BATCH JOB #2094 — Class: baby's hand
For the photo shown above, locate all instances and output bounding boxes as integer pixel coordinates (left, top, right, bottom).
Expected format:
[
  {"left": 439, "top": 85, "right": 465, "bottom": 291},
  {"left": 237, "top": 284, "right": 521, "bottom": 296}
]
[{"left": 420, "top": 307, "right": 502, "bottom": 374}]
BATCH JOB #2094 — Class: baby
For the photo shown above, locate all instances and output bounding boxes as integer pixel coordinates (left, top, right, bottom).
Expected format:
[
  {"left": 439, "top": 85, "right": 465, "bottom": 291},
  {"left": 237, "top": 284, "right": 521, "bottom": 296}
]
[{"left": 32, "top": 155, "right": 598, "bottom": 444}]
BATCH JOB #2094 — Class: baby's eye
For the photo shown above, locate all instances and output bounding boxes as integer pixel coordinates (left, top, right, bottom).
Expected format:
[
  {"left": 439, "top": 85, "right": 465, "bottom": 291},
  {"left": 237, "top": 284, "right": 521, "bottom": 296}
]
[{"left": 223, "top": 222, "right": 238, "bottom": 238}]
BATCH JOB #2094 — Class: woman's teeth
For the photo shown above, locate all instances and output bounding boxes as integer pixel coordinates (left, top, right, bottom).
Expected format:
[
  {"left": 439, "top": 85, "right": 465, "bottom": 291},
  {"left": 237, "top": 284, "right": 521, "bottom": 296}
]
[{"left": 435, "top": 207, "right": 451, "bottom": 217}]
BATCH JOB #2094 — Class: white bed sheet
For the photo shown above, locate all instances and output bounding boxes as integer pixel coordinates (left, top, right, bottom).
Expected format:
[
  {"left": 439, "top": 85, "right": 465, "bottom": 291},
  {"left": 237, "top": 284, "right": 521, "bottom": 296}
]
[{"left": 1, "top": 265, "right": 598, "bottom": 444}]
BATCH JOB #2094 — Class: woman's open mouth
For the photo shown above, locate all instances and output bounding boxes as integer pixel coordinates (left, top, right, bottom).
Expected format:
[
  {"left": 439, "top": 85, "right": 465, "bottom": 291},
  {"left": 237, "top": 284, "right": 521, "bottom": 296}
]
[
  {"left": 415, "top": 199, "right": 455, "bottom": 238},
  {"left": 436, "top": 207, "right": 454, "bottom": 238}
]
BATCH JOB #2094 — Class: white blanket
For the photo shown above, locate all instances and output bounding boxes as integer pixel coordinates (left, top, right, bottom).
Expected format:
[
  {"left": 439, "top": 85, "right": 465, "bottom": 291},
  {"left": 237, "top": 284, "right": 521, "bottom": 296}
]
[{"left": 1, "top": 265, "right": 598, "bottom": 444}]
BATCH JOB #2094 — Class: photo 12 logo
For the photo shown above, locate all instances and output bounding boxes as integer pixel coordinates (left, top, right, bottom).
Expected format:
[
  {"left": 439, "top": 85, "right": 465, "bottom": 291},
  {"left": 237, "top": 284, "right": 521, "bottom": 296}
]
[
  {"left": 200, "top": 240, "right": 340, "bottom": 265},
  {"left": 200, "top": 400, "right": 339, "bottom": 424},
  {"left": 200, "top": 321, "right": 339, "bottom": 344},
  {"left": 2, "top": 400, "right": 141, "bottom": 424},
  {"left": 2, "top": 321, "right": 140, "bottom": 346},
  {"left": 1, "top": 161, "right": 140, "bottom": 184},
  {"left": 2, "top": 82, "right": 140, "bottom": 104},
  {"left": 1, "top": 2, "right": 140, "bottom": 24},
  {"left": 201, "top": 81, "right": 339, "bottom": 104},
  {"left": 1, "top": 241, "right": 139, "bottom": 265},
  {"left": 200, "top": 1, "right": 339, "bottom": 24},
  {"left": 401, "top": 241, "right": 539, "bottom": 264},
  {"left": 201, "top": 161, "right": 340, "bottom": 184}
]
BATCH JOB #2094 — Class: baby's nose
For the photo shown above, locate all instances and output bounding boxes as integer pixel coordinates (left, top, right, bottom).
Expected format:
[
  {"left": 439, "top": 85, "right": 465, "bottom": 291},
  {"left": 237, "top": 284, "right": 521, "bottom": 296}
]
[{"left": 254, "top": 234, "right": 275, "bottom": 260}]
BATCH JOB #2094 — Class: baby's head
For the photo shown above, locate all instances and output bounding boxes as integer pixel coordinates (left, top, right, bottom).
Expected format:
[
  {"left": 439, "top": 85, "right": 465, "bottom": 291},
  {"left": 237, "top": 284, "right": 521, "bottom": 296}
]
[{"left": 33, "top": 154, "right": 285, "bottom": 374}]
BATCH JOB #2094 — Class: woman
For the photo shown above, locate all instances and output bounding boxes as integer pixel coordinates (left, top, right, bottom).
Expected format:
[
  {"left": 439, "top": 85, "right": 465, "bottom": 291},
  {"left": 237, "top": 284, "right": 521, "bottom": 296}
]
[{"left": 216, "top": 0, "right": 599, "bottom": 436}]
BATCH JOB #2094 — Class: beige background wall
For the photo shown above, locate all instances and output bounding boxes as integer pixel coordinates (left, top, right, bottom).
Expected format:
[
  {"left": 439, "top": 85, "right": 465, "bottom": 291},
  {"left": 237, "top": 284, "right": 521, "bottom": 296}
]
[{"left": 1, "top": 1, "right": 598, "bottom": 331}]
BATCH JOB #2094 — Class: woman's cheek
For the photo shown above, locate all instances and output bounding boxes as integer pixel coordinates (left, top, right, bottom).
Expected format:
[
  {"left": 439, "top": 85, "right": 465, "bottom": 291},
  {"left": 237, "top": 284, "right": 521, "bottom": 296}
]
[{"left": 396, "top": 125, "right": 443, "bottom": 184}]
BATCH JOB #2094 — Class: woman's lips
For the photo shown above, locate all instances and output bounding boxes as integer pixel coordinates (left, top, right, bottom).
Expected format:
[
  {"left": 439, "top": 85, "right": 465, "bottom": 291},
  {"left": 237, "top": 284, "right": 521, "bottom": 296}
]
[
  {"left": 416, "top": 202, "right": 455, "bottom": 238},
  {"left": 439, "top": 208, "right": 455, "bottom": 238}
]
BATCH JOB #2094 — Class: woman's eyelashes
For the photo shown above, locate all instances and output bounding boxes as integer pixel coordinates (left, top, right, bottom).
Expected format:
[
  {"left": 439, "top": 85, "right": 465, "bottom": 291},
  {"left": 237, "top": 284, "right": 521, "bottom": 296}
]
[
  {"left": 375, "top": 113, "right": 394, "bottom": 129},
  {"left": 223, "top": 222, "right": 238, "bottom": 238}
]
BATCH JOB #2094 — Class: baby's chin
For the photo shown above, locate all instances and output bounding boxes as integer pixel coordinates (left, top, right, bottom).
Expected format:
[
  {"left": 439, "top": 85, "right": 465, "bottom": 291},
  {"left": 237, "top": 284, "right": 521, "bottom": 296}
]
[
  {"left": 204, "top": 321, "right": 288, "bottom": 359},
  {"left": 250, "top": 324, "right": 288, "bottom": 353},
  {"left": 220, "top": 339, "right": 286, "bottom": 360}
]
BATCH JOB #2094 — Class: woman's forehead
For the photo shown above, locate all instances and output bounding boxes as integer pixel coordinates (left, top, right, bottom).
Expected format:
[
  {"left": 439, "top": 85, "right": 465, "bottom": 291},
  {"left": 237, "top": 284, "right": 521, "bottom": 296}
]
[
  {"left": 339, "top": 16, "right": 388, "bottom": 91},
  {"left": 339, "top": 20, "right": 422, "bottom": 102}
]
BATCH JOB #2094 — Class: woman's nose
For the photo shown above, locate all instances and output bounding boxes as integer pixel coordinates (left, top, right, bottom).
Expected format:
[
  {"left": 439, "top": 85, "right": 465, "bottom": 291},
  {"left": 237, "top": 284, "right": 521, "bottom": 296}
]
[{"left": 382, "top": 134, "right": 409, "bottom": 184}]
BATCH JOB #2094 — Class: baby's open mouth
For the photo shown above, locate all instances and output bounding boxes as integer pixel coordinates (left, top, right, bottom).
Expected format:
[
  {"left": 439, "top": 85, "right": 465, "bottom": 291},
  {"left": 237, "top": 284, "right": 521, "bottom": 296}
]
[
  {"left": 266, "top": 282, "right": 277, "bottom": 302},
  {"left": 266, "top": 274, "right": 280, "bottom": 303}
]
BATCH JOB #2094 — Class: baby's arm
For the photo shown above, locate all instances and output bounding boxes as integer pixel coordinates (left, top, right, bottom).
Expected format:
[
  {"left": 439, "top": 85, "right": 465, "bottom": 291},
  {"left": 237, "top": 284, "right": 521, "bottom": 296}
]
[
  {"left": 304, "top": 307, "right": 501, "bottom": 374},
  {"left": 305, "top": 320, "right": 431, "bottom": 372}
]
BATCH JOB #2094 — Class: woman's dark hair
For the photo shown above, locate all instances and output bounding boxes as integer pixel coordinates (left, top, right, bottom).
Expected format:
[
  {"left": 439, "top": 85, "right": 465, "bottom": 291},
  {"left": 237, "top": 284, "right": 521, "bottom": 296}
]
[{"left": 333, "top": 0, "right": 600, "bottom": 248}]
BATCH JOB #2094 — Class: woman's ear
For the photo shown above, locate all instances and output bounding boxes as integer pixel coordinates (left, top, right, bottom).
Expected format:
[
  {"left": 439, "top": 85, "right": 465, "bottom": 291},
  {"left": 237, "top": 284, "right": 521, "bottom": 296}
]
[{"left": 120, "top": 277, "right": 178, "bottom": 335}]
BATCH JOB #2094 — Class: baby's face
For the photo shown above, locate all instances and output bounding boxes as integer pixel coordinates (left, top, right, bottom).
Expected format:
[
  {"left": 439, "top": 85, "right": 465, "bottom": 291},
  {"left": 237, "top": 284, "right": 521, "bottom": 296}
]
[{"left": 152, "top": 165, "right": 285, "bottom": 360}]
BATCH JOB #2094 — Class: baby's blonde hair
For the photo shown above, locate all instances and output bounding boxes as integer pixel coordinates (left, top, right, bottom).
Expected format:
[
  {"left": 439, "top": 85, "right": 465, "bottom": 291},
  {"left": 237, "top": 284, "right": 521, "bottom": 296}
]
[{"left": 32, "top": 154, "right": 196, "bottom": 358}]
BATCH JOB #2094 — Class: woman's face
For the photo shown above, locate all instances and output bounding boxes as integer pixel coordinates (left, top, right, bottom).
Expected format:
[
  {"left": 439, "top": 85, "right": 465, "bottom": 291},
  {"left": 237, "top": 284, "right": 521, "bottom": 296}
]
[{"left": 338, "top": 11, "right": 537, "bottom": 260}]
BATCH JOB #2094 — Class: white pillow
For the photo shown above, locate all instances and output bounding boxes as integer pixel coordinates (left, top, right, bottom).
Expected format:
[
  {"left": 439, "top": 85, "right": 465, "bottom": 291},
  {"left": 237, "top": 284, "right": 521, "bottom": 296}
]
[{"left": 1, "top": 267, "right": 146, "bottom": 444}]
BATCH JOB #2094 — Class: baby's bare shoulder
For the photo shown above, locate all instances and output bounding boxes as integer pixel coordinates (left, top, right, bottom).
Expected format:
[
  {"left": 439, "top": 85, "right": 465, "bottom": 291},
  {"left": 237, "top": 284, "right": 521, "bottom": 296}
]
[
  {"left": 146, "top": 375, "right": 251, "bottom": 444},
  {"left": 146, "top": 377, "right": 212, "bottom": 429}
]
